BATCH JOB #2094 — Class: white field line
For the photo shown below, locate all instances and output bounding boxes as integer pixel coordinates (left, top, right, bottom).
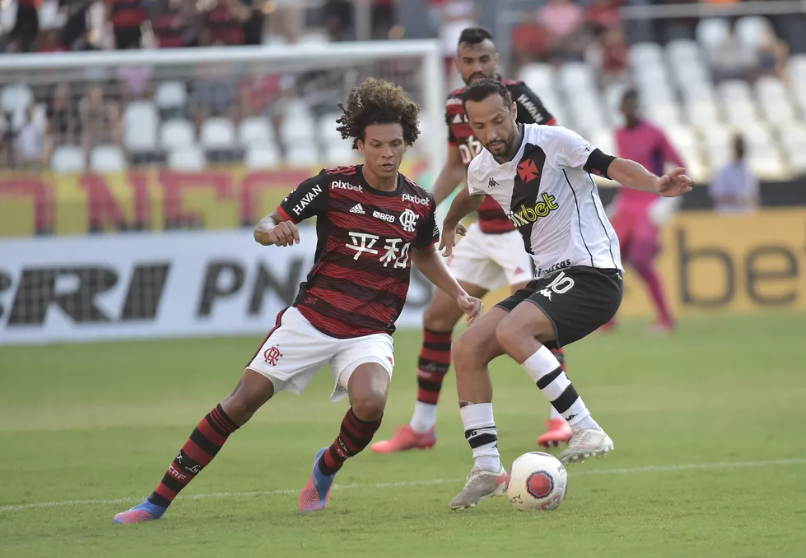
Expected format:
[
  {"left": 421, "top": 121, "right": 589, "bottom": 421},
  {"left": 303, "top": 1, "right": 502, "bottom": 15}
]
[{"left": 1, "top": 457, "right": 804, "bottom": 513}]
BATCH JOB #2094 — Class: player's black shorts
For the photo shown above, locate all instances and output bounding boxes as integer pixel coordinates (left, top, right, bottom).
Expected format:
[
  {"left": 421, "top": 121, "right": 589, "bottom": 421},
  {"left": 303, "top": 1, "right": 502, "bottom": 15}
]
[{"left": 495, "top": 266, "right": 623, "bottom": 348}]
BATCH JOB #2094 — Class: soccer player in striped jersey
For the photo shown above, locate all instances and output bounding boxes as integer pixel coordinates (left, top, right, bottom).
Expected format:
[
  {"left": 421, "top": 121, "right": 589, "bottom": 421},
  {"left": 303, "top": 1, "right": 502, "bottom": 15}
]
[
  {"left": 112, "top": 78, "right": 482, "bottom": 523},
  {"left": 372, "top": 27, "right": 572, "bottom": 455}
]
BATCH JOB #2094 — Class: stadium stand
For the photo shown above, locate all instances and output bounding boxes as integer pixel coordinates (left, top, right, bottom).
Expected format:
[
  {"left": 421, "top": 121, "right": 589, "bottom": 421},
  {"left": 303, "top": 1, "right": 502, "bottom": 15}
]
[{"left": 0, "top": 1, "right": 805, "bottom": 184}]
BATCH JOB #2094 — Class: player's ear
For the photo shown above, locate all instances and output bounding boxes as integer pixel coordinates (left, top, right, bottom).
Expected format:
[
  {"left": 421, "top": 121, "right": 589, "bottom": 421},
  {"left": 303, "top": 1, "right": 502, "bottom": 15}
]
[
  {"left": 356, "top": 139, "right": 365, "bottom": 154},
  {"left": 511, "top": 101, "right": 518, "bottom": 118}
]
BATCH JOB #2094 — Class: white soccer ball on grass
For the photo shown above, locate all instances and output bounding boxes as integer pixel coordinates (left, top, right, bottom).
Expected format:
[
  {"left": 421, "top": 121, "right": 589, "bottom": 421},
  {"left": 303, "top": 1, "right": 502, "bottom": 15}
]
[{"left": 506, "top": 452, "right": 568, "bottom": 511}]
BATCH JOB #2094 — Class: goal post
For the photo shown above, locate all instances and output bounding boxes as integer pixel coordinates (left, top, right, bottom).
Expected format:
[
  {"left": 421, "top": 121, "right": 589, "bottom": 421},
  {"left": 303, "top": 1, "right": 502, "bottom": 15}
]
[
  {"left": 0, "top": 39, "right": 445, "bottom": 184},
  {"left": 0, "top": 40, "right": 445, "bottom": 345}
]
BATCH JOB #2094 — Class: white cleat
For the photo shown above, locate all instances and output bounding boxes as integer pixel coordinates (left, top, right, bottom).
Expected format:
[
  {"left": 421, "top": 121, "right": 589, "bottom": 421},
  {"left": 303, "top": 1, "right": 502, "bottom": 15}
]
[
  {"left": 560, "top": 428, "right": 614, "bottom": 465},
  {"left": 448, "top": 466, "right": 507, "bottom": 510}
]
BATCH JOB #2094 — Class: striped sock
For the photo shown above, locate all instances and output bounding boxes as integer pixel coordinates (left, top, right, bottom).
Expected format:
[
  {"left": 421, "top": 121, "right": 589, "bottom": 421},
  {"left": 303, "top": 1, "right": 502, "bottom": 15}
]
[
  {"left": 318, "top": 408, "right": 382, "bottom": 476},
  {"left": 147, "top": 404, "right": 239, "bottom": 508},
  {"left": 461, "top": 403, "right": 501, "bottom": 472},
  {"left": 549, "top": 347, "right": 568, "bottom": 421},
  {"left": 521, "top": 346, "right": 598, "bottom": 429},
  {"left": 415, "top": 328, "right": 452, "bottom": 406}
]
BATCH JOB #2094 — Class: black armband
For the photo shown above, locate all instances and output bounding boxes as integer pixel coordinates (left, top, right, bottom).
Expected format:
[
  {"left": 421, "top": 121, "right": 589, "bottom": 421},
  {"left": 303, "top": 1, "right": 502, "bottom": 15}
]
[{"left": 583, "top": 149, "right": 616, "bottom": 180}]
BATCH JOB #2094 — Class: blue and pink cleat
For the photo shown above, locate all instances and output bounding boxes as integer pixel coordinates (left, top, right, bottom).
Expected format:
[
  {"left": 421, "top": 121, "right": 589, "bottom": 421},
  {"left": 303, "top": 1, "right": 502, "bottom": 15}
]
[
  {"left": 113, "top": 499, "right": 167, "bottom": 524},
  {"left": 298, "top": 448, "right": 337, "bottom": 512}
]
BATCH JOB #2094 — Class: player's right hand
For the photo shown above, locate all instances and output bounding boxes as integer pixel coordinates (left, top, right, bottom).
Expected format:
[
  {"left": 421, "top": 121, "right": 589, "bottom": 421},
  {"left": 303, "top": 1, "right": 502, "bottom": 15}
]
[
  {"left": 658, "top": 167, "right": 693, "bottom": 197},
  {"left": 267, "top": 221, "right": 300, "bottom": 247},
  {"left": 439, "top": 224, "right": 457, "bottom": 257}
]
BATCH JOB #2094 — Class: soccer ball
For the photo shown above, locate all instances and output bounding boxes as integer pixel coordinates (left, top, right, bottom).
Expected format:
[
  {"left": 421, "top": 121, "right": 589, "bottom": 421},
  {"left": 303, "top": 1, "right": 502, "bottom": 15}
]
[{"left": 506, "top": 452, "right": 568, "bottom": 511}]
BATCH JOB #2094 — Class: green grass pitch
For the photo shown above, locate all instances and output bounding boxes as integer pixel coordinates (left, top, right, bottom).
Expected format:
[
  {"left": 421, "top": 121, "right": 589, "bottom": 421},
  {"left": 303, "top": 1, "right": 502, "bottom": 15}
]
[{"left": 1, "top": 313, "right": 806, "bottom": 557}]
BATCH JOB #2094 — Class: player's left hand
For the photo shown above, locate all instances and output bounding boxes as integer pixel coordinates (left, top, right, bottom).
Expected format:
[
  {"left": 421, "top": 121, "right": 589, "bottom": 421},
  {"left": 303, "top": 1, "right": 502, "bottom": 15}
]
[
  {"left": 658, "top": 168, "right": 693, "bottom": 197},
  {"left": 456, "top": 222, "right": 468, "bottom": 236},
  {"left": 457, "top": 294, "right": 483, "bottom": 325}
]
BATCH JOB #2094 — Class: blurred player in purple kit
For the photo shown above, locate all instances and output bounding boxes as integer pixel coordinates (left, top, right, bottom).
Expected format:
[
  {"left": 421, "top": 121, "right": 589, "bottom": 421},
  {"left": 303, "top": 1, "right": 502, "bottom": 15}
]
[{"left": 602, "top": 89, "right": 685, "bottom": 334}]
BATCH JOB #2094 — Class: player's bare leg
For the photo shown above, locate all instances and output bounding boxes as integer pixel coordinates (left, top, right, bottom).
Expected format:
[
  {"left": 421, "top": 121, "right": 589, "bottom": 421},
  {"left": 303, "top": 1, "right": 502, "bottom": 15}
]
[
  {"left": 498, "top": 282, "right": 574, "bottom": 449},
  {"left": 372, "top": 280, "right": 484, "bottom": 454},
  {"left": 449, "top": 308, "right": 509, "bottom": 509},
  {"left": 495, "top": 303, "right": 613, "bottom": 465},
  {"left": 300, "top": 363, "right": 389, "bottom": 511},
  {"left": 114, "top": 369, "right": 275, "bottom": 524}
]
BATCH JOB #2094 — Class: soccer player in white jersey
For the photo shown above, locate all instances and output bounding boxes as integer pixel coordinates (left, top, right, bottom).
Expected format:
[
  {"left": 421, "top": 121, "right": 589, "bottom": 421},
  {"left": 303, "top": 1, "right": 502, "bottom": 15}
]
[{"left": 440, "top": 79, "right": 692, "bottom": 509}]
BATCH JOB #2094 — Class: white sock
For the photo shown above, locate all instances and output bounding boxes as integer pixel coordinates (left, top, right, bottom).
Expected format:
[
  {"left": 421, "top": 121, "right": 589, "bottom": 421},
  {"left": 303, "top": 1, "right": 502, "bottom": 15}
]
[
  {"left": 410, "top": 401, "right": 437, "bottom": 433},
  {"left": 460, "top": 403, "right": 501, "bottom": 472},
  {"left": 550, "top": 406, "right": 565, "bottom": 421},
  {"left": 521, "top": 346, "right": 597, "bottom": 427}
]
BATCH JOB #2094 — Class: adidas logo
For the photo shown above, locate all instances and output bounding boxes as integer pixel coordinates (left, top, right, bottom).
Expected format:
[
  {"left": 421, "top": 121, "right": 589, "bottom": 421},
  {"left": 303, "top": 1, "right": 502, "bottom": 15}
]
[{"left": 349, "top": 204, "right": 365, "bottom": 215}]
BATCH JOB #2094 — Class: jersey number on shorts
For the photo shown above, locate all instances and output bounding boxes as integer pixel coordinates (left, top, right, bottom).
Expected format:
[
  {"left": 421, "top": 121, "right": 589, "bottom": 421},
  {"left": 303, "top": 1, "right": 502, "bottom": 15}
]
[
  {"left": 539, "top": 271, "right": 575, "bottom": 299},
  {"left": 459, "top": 137, "right": 483, "bottom": 165}
]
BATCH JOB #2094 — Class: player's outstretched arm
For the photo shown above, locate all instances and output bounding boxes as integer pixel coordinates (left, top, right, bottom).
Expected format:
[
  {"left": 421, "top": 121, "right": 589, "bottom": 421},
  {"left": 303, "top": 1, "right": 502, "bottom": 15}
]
[
  {"left": 253, "top": 210, "right": 300, "bottom": 247},
  {"left": 608, "top": 158, "right": 693, "bottom": 198},
  {"left": 412, "top": 246, "right": 483, "bottom": 323},
  {"left": 431, "top": 145, "right": 469, "bottom": 206},
  {"left": 440, "top": 188, "right": 484, "bottom": 257}
]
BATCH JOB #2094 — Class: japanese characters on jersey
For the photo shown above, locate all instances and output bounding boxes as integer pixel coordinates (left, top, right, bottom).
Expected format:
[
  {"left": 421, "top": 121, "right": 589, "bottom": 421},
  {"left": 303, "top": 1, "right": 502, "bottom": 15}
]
[{"left": 277, "top": 165, "right": 438, "bottom": 338}]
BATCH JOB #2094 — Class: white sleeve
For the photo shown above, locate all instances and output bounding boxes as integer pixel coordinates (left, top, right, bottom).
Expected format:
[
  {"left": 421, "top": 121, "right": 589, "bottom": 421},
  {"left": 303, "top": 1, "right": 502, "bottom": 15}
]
[
  {"left": 466, "top": 158, "right": 486, "bottom": 196},
  {"left": 545, "top": 126, "right": 597, "bottom": 170}
]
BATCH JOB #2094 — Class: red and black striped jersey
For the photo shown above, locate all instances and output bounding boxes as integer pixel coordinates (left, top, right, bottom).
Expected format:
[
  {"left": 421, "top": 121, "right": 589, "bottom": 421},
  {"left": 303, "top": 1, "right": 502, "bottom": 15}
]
[
  {"left": 447, "top": 78, "right": 556, "bottom": 234},
  {"left": 276, "top": 165, "right": 439, "bottom": 339}
]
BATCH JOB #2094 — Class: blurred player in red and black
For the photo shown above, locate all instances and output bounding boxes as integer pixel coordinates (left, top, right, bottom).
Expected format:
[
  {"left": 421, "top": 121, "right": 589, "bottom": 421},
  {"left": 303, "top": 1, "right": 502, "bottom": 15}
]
[
  {"left": 113, "top": 79, "right": 483, "bottom": 523},
  {"left": 373, "top": 27, "right": 572, "bottom": 454},
  {"left": 602, "top": 89, "right": 685, "bottom": 334}
]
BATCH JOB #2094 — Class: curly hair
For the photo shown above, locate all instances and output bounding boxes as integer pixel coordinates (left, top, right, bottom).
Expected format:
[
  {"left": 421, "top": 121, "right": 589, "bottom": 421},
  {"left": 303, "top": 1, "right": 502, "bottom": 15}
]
[{"left": 336, "top": 78, "right": 420, "bottom": 149}]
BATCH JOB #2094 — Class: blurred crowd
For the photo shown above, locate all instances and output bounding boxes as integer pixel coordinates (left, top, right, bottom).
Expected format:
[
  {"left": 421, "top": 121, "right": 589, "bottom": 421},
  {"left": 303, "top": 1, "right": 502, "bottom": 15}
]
[{"left": 0, "top": 0, "right": 800, "bottom": 182}]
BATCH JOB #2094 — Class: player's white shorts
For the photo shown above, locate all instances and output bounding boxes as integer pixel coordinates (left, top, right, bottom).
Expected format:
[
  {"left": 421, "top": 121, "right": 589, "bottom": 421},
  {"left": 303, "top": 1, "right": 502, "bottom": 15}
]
[
  {"left": 448, "top": 222, "right": 534, "bottom": 291},
  {"left": 246, "top": 307, "right": 395, "bottom": 402}
]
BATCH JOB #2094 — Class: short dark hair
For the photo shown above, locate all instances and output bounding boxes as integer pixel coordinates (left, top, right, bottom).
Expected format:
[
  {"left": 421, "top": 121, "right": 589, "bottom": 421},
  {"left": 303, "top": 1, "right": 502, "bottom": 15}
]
[
  {"left": 458, "top": 27, "right": 494, "bottom": 48},
  {"left": 336, "top": 77, "right": 420, "bottom": 149},
  {"left": 622, "top": 88, "right": 638, "bottom": 104},
  {"left": 461, "top": 78, "right": 511, "bottom": 112}
]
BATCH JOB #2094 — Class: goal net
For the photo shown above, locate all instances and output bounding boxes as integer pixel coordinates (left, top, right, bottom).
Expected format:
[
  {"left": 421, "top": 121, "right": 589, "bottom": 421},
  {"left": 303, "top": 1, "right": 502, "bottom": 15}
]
[{"left": 0, "top": 41, "right": 444, "bottom": 344}]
